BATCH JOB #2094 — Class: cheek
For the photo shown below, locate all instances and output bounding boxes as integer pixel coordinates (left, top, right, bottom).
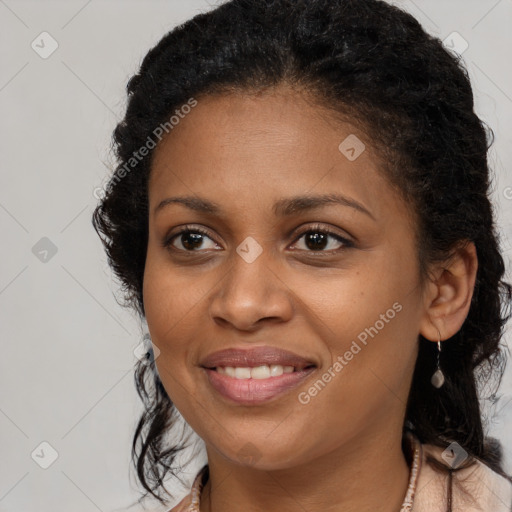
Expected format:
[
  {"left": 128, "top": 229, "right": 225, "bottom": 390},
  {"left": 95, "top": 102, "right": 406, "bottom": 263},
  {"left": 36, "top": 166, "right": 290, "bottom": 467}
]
[
  {"left": 294, "top": 261, "right": 419, "bottom": 407},
  {"left": 320, "top": 302, "right": 418, "bottom": 437},
  {"left": 287, "top": 257, "right": 411, "bottom": 343},
  {"left": 143, "top": 254, "right": 207, "bottom": 341},
  {"left": 294, "top": 318, "right": 417, "bottom": 457},
  {"left": 142, "top": 260, "right": 202, "bottom": 392}
]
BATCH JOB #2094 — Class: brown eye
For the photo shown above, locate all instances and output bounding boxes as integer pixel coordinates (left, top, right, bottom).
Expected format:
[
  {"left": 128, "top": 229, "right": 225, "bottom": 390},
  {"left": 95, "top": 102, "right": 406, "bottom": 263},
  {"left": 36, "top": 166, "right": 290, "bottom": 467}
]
[
  {"left": 163, "top": 227, "right": 220, "bottom": 252},
  {"left": 291, "top": 224, "right": 354, "bottom": 253}
]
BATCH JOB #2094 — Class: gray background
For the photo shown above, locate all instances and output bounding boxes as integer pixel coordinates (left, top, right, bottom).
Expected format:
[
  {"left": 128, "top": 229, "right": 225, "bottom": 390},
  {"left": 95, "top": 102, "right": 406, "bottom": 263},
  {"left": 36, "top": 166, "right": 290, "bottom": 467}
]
[{"left": 0, "top": 1, "right": 511, "bottom": 511}]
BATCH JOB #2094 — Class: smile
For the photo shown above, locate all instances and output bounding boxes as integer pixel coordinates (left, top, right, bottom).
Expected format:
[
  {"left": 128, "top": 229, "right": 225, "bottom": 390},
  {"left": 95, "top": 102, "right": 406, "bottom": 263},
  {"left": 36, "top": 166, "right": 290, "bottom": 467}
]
[{"left": 203, "top": 365, "right": 316, "bottom": 405}]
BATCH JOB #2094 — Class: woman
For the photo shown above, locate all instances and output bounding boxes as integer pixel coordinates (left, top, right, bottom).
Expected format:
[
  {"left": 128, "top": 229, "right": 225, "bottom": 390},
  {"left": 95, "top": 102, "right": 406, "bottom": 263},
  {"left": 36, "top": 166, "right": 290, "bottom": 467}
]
[{"left": 93, "top": 0, "right": 512, "bottom": 510}]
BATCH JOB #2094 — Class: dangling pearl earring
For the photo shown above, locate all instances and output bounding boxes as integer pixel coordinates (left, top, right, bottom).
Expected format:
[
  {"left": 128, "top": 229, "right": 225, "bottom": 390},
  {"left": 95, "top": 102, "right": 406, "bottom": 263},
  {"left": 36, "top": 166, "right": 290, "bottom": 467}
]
[{"left": 431, "top": 328, "right": 445, "bottom": 388}]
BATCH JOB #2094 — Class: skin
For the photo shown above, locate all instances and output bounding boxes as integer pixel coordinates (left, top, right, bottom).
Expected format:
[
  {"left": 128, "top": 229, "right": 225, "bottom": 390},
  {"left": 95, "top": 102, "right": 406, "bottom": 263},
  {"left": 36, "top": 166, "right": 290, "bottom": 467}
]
[{"left": 142, "top": 84, "right": 478, "bottom": 512}]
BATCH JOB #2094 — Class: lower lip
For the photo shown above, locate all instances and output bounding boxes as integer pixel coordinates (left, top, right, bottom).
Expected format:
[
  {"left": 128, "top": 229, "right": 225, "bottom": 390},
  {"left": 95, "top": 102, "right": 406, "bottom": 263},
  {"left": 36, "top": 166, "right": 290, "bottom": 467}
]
[{"left": 202, "top": 367, "right": 316, "bottom": 405}]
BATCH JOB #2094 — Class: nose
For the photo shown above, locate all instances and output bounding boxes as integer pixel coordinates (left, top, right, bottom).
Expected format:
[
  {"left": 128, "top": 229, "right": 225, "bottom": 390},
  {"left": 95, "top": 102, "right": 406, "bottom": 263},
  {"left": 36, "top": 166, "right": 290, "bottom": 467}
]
[{"left": 209, "top": 249, "right": 294, "bottom": 332}]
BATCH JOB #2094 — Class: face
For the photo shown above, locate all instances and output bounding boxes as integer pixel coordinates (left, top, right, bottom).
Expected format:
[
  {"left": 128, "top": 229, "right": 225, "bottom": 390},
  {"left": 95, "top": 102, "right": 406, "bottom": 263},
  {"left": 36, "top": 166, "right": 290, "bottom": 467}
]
[{"left": 143, "top": 85, "right": 426, "bottom": 470}]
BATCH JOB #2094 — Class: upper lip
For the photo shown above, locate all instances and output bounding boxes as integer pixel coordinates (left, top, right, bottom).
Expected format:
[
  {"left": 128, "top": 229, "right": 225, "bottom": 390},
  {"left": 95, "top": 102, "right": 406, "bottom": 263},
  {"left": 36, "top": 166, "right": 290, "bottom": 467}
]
[{"left": 200, "top": 346, "right": 317, "bottom": 370}]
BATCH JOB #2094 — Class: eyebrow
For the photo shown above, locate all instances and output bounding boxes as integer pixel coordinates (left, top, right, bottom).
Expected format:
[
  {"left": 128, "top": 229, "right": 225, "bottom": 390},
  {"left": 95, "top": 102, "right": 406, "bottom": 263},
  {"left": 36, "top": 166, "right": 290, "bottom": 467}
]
[{"left": 154, "top": 193, "right": 375, "bottom": 220}]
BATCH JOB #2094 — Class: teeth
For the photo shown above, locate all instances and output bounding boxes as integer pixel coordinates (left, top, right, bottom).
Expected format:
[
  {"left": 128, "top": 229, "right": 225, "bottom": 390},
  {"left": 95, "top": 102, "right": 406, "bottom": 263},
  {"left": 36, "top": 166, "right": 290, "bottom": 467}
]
[
  {"left": 216, "top": 364, "right": 296, "bottom": 379},
  {"left": 234, "top": 367, "right": 251, "bottom": 379}
]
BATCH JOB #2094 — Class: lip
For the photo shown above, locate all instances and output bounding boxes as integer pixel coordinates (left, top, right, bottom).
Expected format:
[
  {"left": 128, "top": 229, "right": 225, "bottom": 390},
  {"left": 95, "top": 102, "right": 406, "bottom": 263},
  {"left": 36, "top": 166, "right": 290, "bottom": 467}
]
[
  {"left": 200, "top": 346, "right": 317, "bottom": 370},
  {"left": 203, "top": 366, "right": 317, "bottom": 405}
]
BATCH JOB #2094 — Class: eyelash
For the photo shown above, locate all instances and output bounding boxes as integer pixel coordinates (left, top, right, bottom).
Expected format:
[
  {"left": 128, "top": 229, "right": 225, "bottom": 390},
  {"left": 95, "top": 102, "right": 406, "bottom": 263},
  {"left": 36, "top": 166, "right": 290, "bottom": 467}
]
[{"left": 162, "top": 223, "right": 354, "bottom": 255}]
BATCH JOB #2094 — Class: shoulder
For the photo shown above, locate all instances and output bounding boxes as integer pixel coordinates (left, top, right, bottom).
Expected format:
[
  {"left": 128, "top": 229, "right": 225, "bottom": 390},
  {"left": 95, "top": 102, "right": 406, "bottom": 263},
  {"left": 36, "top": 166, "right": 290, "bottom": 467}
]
[
  {"left": 414, "top": 441, "right": 512, "bottom": 512},
  {"left": 166, "top": 465, "right": 208, "bottom": 512}
]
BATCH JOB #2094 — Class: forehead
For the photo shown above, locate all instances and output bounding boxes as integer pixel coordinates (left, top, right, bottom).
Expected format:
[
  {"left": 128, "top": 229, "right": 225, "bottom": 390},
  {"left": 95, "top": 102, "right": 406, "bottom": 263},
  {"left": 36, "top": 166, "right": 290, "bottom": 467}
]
[{"left": 148, "top": 86, "right": 402, "bottom": 223}]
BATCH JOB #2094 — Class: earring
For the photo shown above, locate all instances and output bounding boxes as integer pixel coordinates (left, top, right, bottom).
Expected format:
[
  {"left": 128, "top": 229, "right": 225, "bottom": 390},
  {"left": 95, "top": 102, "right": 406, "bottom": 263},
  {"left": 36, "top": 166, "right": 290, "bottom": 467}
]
[{"left": 431, "top": 328, "right": 445, "bottom": 388}]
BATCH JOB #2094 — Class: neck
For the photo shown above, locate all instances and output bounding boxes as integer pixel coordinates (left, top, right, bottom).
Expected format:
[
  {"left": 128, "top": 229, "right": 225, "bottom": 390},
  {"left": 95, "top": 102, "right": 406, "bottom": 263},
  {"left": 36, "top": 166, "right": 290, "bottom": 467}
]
[{"left": 200, "top": 428, "right": 411, "bottom": 512}]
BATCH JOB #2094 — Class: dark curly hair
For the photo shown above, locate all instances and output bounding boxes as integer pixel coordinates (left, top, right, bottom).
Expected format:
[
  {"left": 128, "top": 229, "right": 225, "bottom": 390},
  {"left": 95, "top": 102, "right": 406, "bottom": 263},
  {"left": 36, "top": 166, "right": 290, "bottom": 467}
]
[{"left": 92, "top": 0, "right": 512, "bottom": 506}]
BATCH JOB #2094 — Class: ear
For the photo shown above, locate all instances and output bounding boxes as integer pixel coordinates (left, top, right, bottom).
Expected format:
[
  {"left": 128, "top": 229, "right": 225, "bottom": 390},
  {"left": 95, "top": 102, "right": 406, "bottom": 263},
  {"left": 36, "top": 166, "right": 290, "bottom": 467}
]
[{"left": 419, "top": 240, "right": 478, "bottom": 342}]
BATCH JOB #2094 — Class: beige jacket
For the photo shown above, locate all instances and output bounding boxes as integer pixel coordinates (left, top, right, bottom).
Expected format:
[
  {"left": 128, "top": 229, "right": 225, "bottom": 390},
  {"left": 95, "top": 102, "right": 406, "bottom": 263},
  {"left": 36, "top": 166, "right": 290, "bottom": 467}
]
[{"left": 166, "top": 440, "right": 512, "bottom": 512}]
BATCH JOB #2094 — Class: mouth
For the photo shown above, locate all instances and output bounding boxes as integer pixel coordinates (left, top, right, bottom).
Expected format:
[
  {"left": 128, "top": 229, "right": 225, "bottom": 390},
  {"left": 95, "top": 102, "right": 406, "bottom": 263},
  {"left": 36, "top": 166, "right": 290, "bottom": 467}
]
[
  {"left": 205, "top": 363, "right": 316, "bottom": 379},
  {"left": 199, "top": 345, "right": 317, "bottom": 371},
  {"left": 201, "top": 365, "right": 317, "bottom": 406},
  {"left": 199, "top": 346, "right": 318, "bottom": 405}
]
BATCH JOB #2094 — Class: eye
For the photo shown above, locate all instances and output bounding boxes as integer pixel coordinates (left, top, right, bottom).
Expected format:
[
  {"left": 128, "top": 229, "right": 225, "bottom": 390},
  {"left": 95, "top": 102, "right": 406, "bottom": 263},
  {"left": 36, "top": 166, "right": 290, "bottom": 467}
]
[
  {"left": 290, "top": 224, "right": 354, "bottom": 254},
  {"left": 162, "top": 223, "right": 354, "bottom": 254},
  {"left": 162, "top": 225, "right": 220, "bottom": 252}
]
